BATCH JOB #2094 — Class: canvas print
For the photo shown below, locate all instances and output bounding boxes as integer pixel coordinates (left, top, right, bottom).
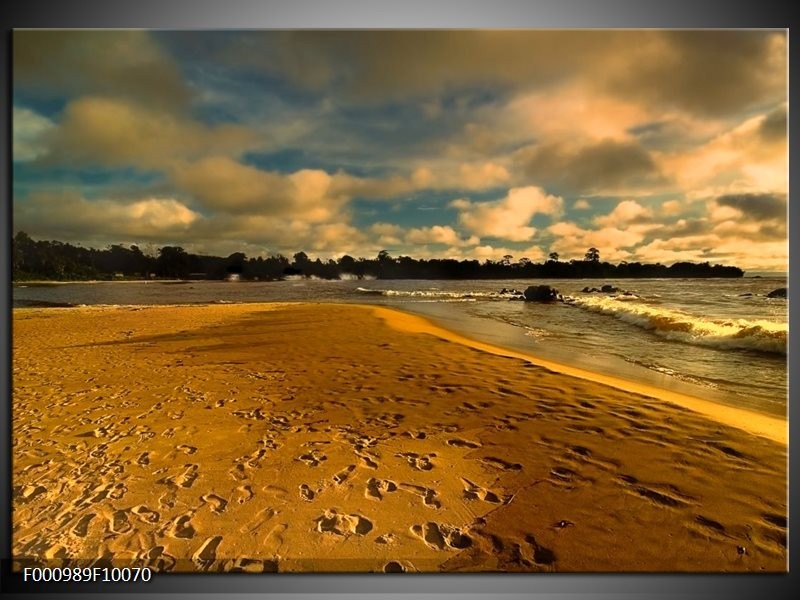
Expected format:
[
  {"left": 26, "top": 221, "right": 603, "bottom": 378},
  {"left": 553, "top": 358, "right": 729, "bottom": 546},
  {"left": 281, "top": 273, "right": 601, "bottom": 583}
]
[{"left": 11, "top": 30, "right": 787, "bottom": 573}]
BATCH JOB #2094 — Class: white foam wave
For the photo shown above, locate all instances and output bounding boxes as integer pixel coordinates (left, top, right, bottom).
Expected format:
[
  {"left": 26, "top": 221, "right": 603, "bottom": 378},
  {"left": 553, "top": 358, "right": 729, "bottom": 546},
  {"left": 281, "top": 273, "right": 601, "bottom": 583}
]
[
  {"left": 569, "top": 295, "right": 787, "bottom": 355},
  {"left": 355, "top": 287, "right": 517, "bottom": 300}
]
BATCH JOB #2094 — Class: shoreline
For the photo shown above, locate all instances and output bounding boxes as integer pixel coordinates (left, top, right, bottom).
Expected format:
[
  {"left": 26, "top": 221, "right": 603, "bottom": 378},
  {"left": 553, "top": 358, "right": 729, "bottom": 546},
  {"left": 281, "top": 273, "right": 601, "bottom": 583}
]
[
  {"left": 14, "top": 301, "right": 788, "bottom": 445},
  {"left": 12, "top": 302, "right": 787, "bottom": 572},
  {"left": 365, "top": 304, "right": 787, "bottom": 446}
]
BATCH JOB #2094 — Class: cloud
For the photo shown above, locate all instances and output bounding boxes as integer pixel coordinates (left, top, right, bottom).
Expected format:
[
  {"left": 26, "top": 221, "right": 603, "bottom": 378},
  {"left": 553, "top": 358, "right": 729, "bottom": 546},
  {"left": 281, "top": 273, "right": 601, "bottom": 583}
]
[
  {"left": 715, "top": 193, "right": 787, "bottom": 221},
  {"left": 758, "top": 105, "right": 787, "bottom": 143},
  {"left": 602, "top": 31, "right": 786, "bottom": 116},
  {"left": 170, "top": 157, "right": 351, "bottom": 221},
  {"left": 13, "top": 106, "right": 55, "bottom": 162},
  {"left": 45, "top": 97, "right": 260, "bottom": 169},
  {"left": 515, "top": 139, "right": 665, "bottom": 195},
  {"left": 15, "top": 192, "right": 201, "bottom": 241},
  {"left": 404, "top": 225, "right": 479, "bottom": 247},
  {"left": 218, "top": 31, "right": 785, "bottom": 118},
  {"left": 593, "top": 200, "right": 653, "bottom": 228},
  {"left": 573, "top": 199, "right": 590, "bottom": 210},
  {"left": 451, "top": 186, "right": 563, "bottom": 242},
  {"left": 406, "top": 161, "right": 510, "bottom": 192},
  {"left": 547, "top": 221, "right": 648, "bottom": 261},
  {"left": 14, "top": 30, "right": 189, "bottom": 110},
  {"left": 659, "top": 200, "right": 684, "bottom": 216},
  {"left": 660, "top": 110, "right": 787, "bottom": 196}
]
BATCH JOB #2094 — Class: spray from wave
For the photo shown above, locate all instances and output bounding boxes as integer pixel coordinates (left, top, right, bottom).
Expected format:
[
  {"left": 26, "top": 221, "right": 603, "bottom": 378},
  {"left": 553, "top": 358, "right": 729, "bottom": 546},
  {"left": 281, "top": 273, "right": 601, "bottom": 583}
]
[{"left": 568, "top": 295, "right": 787, "bottom": 355}]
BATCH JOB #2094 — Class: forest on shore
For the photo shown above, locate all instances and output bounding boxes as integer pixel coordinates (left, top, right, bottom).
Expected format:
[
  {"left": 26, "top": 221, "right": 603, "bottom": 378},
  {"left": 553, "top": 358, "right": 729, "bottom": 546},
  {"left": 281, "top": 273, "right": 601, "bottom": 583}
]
[{"left": 11, "top": 232, "right": 744, "bottom": 281}]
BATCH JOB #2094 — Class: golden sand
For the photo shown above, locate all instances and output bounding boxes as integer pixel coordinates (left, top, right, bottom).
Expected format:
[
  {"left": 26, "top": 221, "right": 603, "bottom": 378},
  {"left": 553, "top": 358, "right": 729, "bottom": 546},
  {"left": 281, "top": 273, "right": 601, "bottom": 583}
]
[{"left": 12, "top": 303, "right": 787, "bottom": 572}]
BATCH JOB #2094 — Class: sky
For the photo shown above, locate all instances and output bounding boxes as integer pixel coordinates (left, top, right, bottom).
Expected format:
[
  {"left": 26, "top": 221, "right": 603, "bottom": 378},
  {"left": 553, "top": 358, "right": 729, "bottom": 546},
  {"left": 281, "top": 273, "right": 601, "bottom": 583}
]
[{"left": 12, "top": 30, "right": 788, "bottom": 270}]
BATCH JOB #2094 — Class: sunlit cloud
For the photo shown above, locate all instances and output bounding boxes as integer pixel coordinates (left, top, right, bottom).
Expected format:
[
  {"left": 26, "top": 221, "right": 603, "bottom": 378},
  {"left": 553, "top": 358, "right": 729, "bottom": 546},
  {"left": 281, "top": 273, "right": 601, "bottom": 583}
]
[
  {"left": 451, "top": 186, "right": 563, "bottom": 242},
  {"left": 12, "top": 106, "right": 55, "bottom": 162},
  {"left": 11, "top": 30, "right": 787, "bottom": 270}
]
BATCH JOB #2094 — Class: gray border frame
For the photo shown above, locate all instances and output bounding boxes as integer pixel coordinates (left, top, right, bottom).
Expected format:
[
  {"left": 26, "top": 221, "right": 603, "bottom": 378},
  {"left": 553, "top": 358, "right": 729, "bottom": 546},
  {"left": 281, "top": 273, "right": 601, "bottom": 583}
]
[{"left": 2, "top": 1, "right": 794, "bottom": 598}]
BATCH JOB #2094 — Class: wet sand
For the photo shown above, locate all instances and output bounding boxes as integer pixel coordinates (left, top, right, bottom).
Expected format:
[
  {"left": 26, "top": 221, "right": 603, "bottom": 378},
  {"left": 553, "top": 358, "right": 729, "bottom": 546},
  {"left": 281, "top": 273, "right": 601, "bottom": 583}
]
[{"left": 12, "top": 303, "right": 787, "bottom": 572}]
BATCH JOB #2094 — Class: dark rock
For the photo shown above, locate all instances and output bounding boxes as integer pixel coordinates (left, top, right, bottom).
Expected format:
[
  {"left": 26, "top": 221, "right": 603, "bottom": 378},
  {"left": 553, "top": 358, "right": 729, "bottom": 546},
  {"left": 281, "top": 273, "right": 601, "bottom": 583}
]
[
  {"left": 523, "top": 285, "right": 560, "bottom": 303},
  {"left": 582, "top": 286, "right": 591, "bottom": 293},
  {"left": 600, "top": 284, "right": 619, "bottom": 293},
  {"left": 738, "top": 293, "right": 753, "bottom": 297},
  {"left": 766, "top": 287, "right": 787, "bottom": 298}
]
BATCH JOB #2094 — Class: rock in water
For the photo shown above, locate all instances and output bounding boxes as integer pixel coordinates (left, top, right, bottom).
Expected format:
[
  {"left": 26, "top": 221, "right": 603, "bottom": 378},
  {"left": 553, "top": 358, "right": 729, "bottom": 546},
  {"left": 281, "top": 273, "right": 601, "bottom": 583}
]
[
  {"left": 523, "top": 285, "right": 560, "bottom": 302},
  {"left": 766, "top": 287, "right": 787, "bottom": 298}
]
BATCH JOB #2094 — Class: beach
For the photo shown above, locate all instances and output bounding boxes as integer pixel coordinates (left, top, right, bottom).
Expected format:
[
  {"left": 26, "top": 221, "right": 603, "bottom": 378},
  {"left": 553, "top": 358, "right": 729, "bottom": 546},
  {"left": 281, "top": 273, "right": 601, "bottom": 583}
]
[{"left": 12, "top": 302, "right": 787, "bottom": 572}]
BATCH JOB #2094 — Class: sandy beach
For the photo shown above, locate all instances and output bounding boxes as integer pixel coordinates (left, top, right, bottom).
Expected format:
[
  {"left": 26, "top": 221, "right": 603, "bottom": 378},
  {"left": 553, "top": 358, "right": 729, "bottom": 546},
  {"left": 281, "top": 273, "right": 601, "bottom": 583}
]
[{"left": 12, "top": 302, "right": 787, "bottom": 572}]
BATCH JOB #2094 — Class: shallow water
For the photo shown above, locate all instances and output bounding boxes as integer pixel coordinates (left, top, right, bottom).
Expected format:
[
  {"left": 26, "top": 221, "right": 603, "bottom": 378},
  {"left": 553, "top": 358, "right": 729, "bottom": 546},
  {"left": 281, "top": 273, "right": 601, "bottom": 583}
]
[{"left": 13, "top": 277, "right": 788, "bottom": 417}]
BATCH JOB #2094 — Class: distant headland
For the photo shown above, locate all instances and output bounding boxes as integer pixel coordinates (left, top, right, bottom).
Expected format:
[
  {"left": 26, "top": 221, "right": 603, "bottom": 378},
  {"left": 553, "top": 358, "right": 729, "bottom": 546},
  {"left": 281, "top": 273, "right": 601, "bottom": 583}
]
[{"left": 12, "top": 232, "right": 744, "bottom": 282}]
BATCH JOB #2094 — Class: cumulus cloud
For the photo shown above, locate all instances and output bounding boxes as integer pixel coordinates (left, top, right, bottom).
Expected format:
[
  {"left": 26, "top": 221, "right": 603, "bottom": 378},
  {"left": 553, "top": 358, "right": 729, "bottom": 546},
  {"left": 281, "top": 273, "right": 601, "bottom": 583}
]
[
  {"left": 404, "top": 225, "right": 479, "bottom": 247},
  {"left": 573, "top": 199, "right": 591, "bottom": 210},
  {"left": 14, "top": 30, "right": 189, "bottom": 109},
  {"left": 547, "top": 221, "right": 648, "bottom": 261},
  {"left": 602, "top": 31, "right": 786, "bottom": 116},
  {"left": 593, "top": 200, "right": 653, "bottom": 228},
  {"left": 515, "top": 139, "right": 665, "bottom": 195},
  {"left": 715, "top": 193, "right": 786, "bottom": 221},
  {"left": 15, "top": 192, "right": 201, "bottom": 240},
  {"left": 13, "top": 106, "right": 55, "bottom": 162},
  {"left": 661, "top": 111, "right": 787, "bottom": 197},
  {"left": 45, "top": 97, "right": 260, "bottom": 168},
  {"left": 170, "top": 157, "right": 353, "bottom": 221},
  {"left": 451, "top": 186, "right": 563, "bottom": 242}
]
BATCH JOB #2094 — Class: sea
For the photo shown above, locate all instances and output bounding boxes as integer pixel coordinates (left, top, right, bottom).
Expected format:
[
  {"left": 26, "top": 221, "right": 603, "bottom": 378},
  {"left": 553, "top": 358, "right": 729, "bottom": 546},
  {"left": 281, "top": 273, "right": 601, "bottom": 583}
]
[{"left": 13, "top": 277, "right": 788, "bottom": 419}]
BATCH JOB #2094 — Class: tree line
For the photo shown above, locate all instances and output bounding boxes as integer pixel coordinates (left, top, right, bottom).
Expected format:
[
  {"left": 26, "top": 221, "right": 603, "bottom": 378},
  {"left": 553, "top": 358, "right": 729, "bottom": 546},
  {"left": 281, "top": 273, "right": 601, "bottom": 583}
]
[{"left": 11, "top": 232, "right": 744, "bottom": 281}]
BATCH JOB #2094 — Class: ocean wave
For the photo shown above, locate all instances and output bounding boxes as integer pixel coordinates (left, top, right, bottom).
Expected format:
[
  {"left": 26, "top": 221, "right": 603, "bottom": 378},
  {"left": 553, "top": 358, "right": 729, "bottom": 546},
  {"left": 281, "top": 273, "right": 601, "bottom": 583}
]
[
  {"left": 355, "top": 287, "right": 517, "bottom": 300},
  {"left": 569, "top": 295, "right": 787, "bottom": 355}
]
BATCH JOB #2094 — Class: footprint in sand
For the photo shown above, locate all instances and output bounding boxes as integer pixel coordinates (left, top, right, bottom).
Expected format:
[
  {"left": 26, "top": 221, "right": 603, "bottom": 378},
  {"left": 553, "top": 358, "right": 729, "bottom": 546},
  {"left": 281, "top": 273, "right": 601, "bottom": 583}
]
[
  {"left": 158, "top": 491, "right": 177, "bottom": 509},
  {"left": 109, "top": 510, "right": 132, "bottom": 534},
  {"left": 165, "top": 512, "right": 196, "bottom": 539},
  {"left": 140, "top": 545, "right": 176, "bottom": 571},
  {"left": 161, "top": 464, "right": 199, "bottom": 488},
  {"left": 365, "top": 478, "right": 398, "bottom": 500},
  {"left": 398, "top": 483, "right": 441, "bottom": 508},
  {"left": 137, "top": 452, "right": 151, "bottom": 466},
  {"left": 243, "top": 506, "right": 279, "bottom": 536},
  {"left": 263, "top": 485, "right": 289, "bottom": 501},
  {"left": 358, "top": 456, "right": 379, "bottom": 470},
  {"left": 615, "top": 474, "right": 695, "bottom": 508},
  {"left": 461, "top": 478, "right": 504, "bottom": 504},
  {"left": 479, "top": 457, "right": 523, "bottom": 471},
  {"left": 298, "top": 450, "right": 328, "bottom": 467},
  {"left": 236, "top": 485, "right": 254, "bottom": 504},
  {"left": 192, "top": 536, "right": 223, "bottom": 571},
  {"left": 383, "top": 561, "right": 408, "bottom": 573},
  {"left": 446, "top": 438, "right": 481, "bottom": 449},
  {"left": 71, "top": 513, "right": 96, "bottom": 537},
  {"left": 410, "top": 522, "right": 471, "bottom": 550},
  {"left": 16, "top": 484, "right": 47, "bottom": 503},
  {"left": 132, "top": 505, "right": 160, "bottom": 524},
  {"left": 314, "top": 510, "right": 373, "bottom": 536},
  {"left": 299, "top": 484, "right": 316, "bottom": 501},
  {"left": 200, "top": 493, "right": 228, "bottom": 514},
  {"left": 333, "top": 465, "right": 356, "bottom": 486},
  {"left": 396, "top": 452, "right": 436, "bottom": 471},
  {"left": 524, "top": 534, "right": 557, "bottom": 567},
  {"left": 375, "top": 533, "right": 396, "bottom": 545},
  {"left": 177, "top": 444, "right": 198, "bottom": 455}
]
